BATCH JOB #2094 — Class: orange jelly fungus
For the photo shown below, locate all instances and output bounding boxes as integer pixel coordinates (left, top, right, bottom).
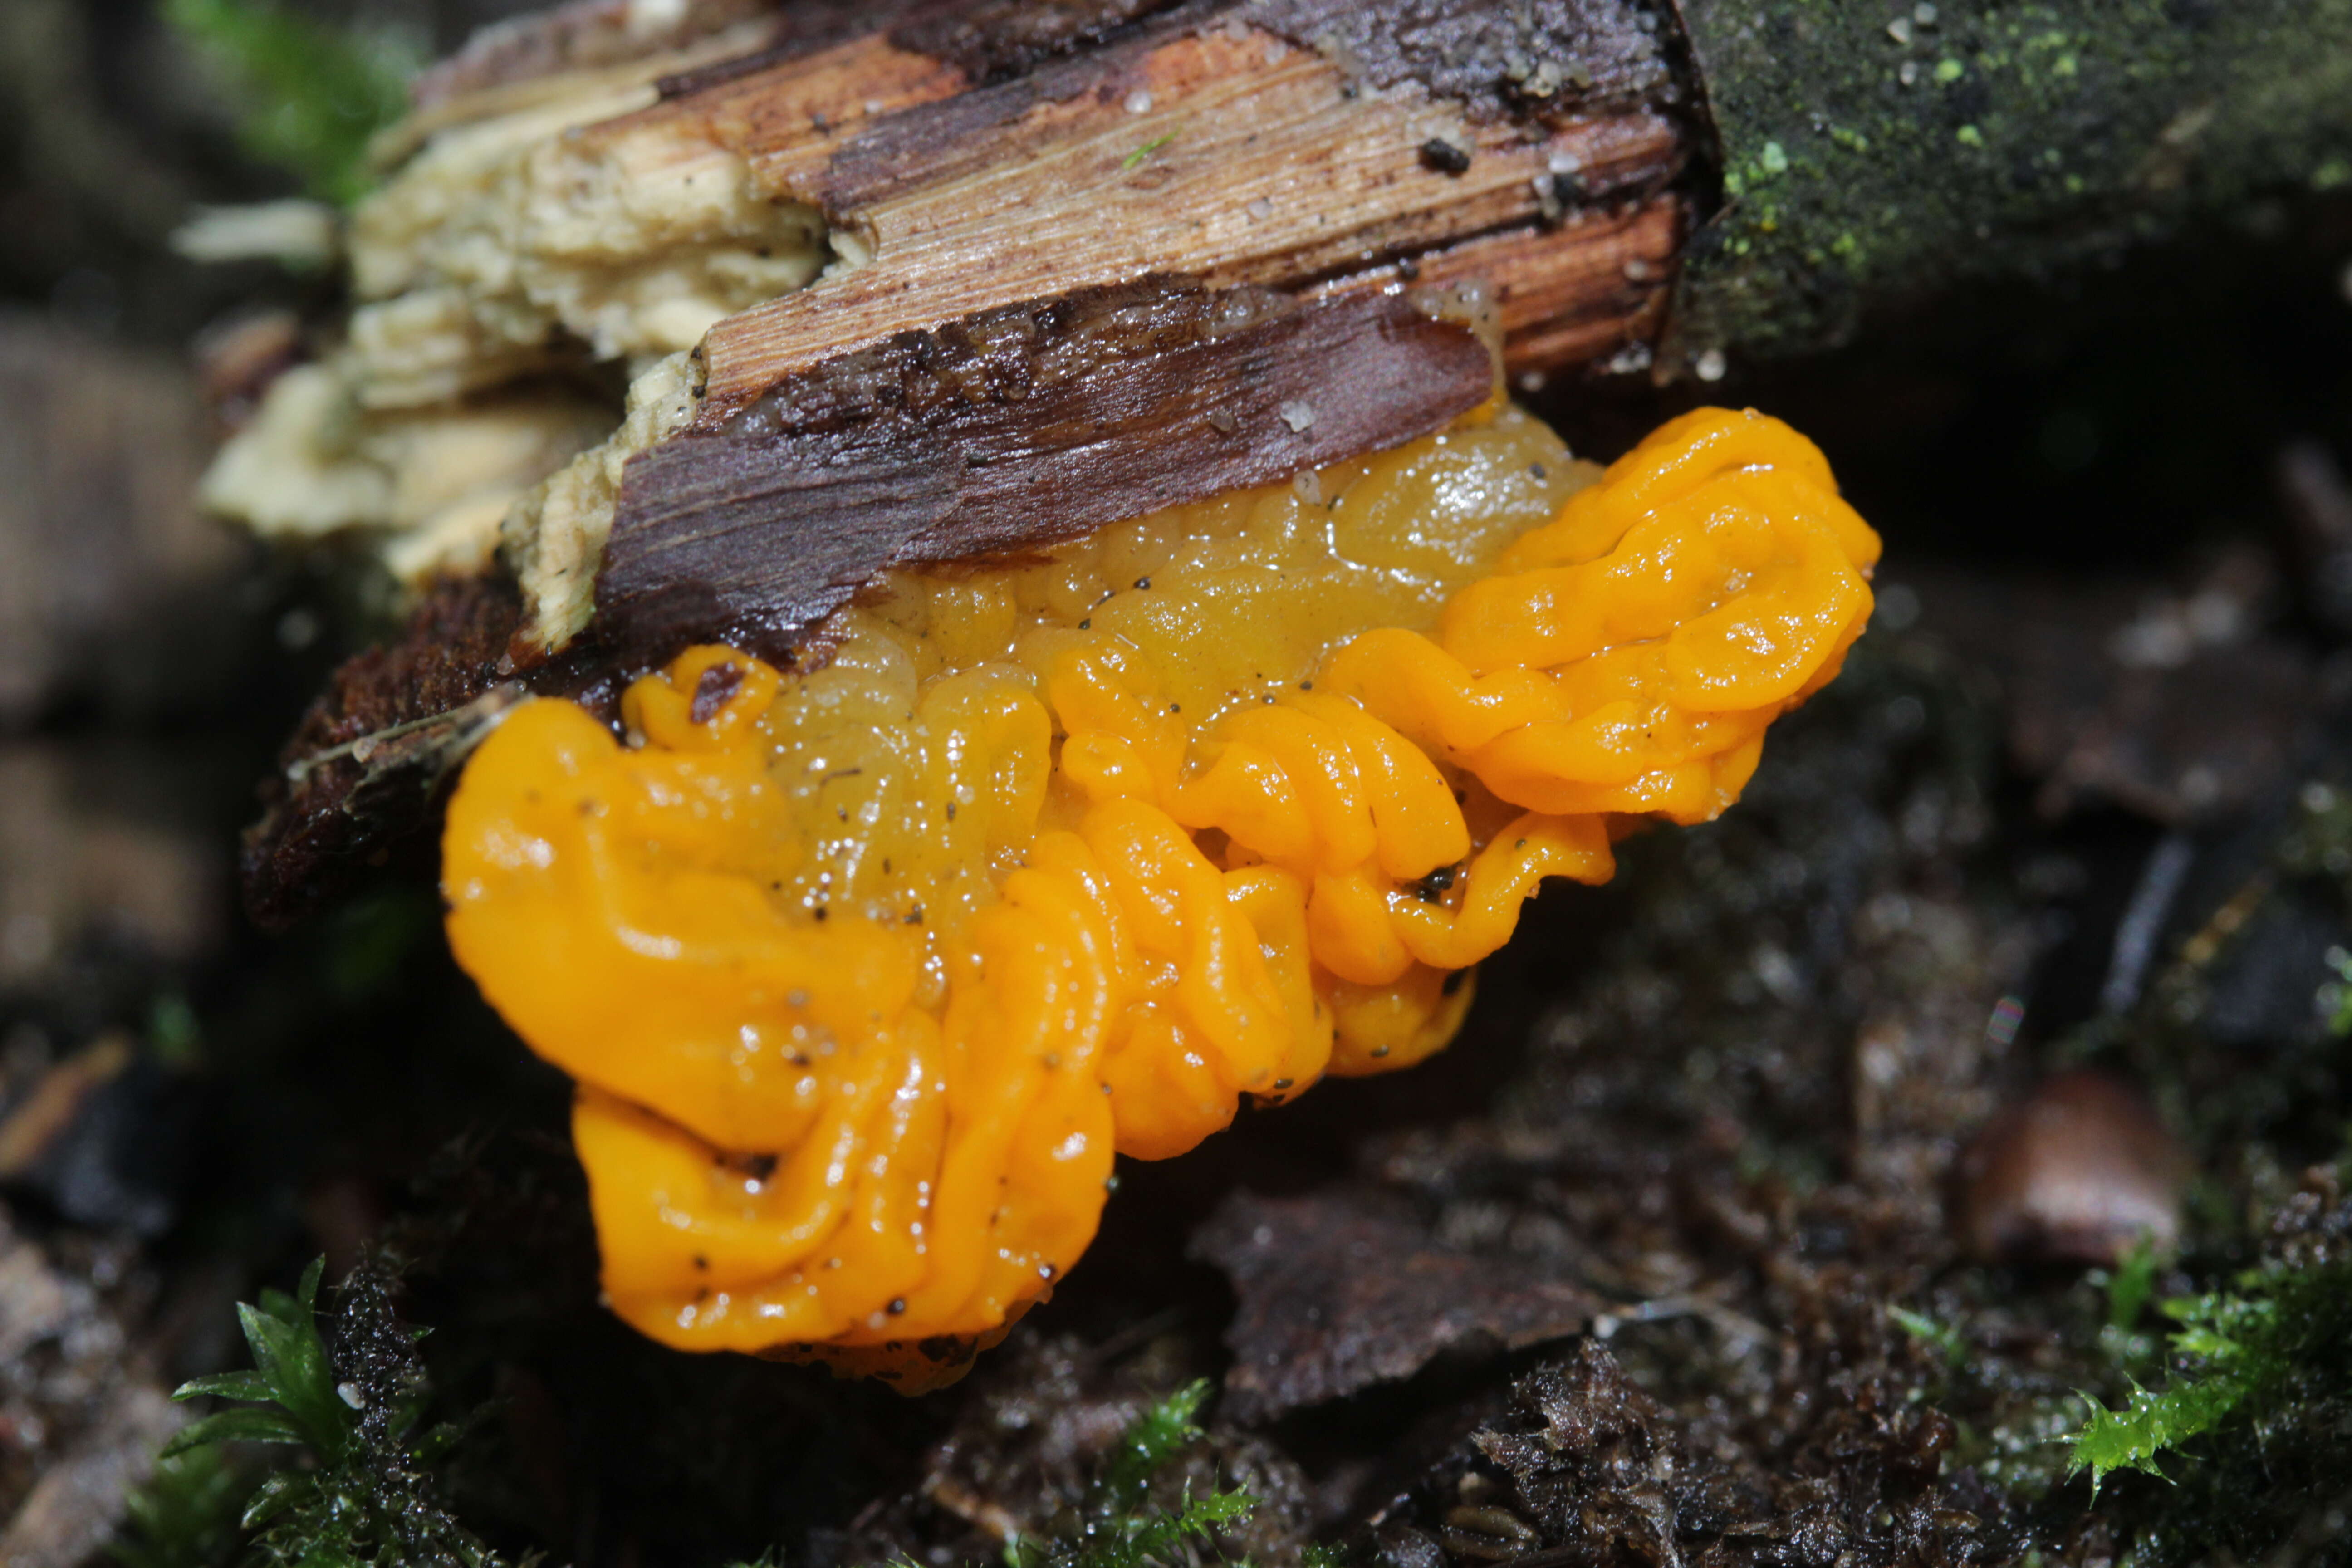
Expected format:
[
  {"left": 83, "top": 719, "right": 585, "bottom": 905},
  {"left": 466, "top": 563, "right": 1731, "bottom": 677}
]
[{"left": 442, "top": 406, "right": 1880, "bottom": 1387}]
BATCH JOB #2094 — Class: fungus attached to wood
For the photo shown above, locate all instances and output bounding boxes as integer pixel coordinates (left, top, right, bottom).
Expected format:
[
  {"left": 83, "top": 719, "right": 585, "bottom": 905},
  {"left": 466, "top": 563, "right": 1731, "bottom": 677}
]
[{"left": 440, "top": 403, "right": 1879, "bottom": 1387}]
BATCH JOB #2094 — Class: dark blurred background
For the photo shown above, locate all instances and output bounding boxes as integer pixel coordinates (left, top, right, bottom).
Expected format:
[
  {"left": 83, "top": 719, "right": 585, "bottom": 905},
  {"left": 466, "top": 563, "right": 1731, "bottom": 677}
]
[{"left": 0, "top": 0, "right": 540, "bottom": 339}]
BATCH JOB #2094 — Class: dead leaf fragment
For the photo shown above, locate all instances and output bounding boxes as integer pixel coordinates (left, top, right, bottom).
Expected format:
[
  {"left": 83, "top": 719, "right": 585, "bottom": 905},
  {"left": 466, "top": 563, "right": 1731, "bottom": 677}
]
[{"left": 1191, "top": 1186, "right": 1597, "bottom": 1424}]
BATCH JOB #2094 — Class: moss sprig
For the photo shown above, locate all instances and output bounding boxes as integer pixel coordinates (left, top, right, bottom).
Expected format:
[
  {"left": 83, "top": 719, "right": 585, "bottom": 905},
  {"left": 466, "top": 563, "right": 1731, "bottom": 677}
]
[
  {"left": 118, "top": 1257, "right": 503, "bottom": 1568},
  {"left": 109, "top": 1448, "right": 247, "bottom": 1568},
  {"left": 1008, "top": 1381, "right": 1255, "bottom": 1568},
  {"left": 2070, "top": 1250, "right": 2352, "bottom": 1491}
]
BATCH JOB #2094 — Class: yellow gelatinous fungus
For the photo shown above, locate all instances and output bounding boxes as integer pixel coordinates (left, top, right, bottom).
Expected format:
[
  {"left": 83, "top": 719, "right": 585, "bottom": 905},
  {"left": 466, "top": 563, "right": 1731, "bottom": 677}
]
[{"left": 441, "top": 405, "right": 1880, "bottom": 1387}]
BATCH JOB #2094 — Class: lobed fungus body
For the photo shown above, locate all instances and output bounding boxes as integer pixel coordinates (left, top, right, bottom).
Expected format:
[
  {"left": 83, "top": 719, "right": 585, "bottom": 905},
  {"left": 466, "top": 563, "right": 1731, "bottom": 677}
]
[{"left": 442, "top": 405, "right": 1880, "bottom": 1387}]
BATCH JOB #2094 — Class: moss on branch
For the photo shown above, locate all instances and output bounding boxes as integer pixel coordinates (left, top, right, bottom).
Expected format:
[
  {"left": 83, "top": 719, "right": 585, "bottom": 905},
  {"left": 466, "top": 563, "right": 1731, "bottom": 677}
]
[{"left": 1672, "top": 0, "right": 2352, "bottom": 359}]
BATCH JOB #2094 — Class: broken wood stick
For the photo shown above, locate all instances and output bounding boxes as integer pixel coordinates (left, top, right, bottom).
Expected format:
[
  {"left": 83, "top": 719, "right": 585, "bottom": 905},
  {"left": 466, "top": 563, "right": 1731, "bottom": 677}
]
[{"left": 227, "top": 0, "right": 2352, "bottom": 923}]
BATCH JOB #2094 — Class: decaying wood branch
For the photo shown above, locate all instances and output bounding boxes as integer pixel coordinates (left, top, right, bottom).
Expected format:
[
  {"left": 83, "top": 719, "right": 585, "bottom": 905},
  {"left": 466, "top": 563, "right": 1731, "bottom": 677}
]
[
  {"left": 600, "top": 281, "right": 1496, "bottom": 656},
  {"left": 235, "top": 0, "right": 2352, "bottom": 922},
  {"left": 655, "top": 4, "right": 1682, "bottom": 414},
  {"left": 449, "top": 0, "right": 1686, "bottom": 656},
  {"left": 241, "top": 273, "right": 1499, "bottom": 923}
]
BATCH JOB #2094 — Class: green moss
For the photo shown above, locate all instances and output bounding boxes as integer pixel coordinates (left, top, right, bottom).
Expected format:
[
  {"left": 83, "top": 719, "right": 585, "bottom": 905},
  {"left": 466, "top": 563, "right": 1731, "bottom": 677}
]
[
  {"left": 1008, "top": 1381, "right": 1257, "bottom": 1568},
  {"left": 123, "top": 1258, "right": 503, "bottom": 1568},
  {"left": 2071, "top": 1371, "right": 2246, "bottom": 1491},
  {"left": 2101, "top": 1236, "right": 2162, "bottom": 1333},
  {"left": 1673, "top": 0, "right": 2352, "bottom": 360},
  {"left": 163, "top": 0, "right": 414, "bottom": 205},
  {"left": 1890, "top": 1305, "right": 1971, "bottom": 1368},
  {"left": 109, "top": 1450, "right": 246, "bottom": 1568},
  {"left": 2069, "top": 1249, "right": 2352, "bottom": 1499}
]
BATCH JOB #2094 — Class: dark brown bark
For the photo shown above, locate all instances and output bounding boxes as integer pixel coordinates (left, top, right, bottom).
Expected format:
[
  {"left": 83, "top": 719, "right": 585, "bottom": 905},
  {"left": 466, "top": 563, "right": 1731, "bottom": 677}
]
[
  {"left": 600, "top": 281, "right": 1494, "bottom": 659},
  {"left": 241, "top": 578, "right": 529, "bottom": 931}
]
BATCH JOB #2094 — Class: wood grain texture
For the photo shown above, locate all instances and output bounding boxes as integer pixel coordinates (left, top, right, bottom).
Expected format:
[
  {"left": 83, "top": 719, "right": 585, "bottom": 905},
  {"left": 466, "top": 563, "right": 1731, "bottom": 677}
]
[
  {"left": 686, "top": 16, "right": 1680, "bottom": 414},
  {"left": 1318, "top": 195, "right": 1680, "bottom": 369},
  {"left": 599, "top": 279, "right": 1497, "bottom": 658}
]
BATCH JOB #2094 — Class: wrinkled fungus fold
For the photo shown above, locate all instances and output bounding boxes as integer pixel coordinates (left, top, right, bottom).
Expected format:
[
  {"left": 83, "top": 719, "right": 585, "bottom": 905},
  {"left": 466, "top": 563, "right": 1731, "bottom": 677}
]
[{"left": 441, "top": 405, "right": 1881, "bottom": 1387}]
